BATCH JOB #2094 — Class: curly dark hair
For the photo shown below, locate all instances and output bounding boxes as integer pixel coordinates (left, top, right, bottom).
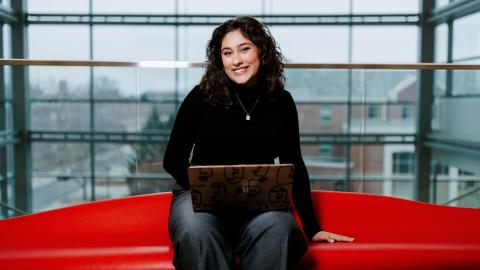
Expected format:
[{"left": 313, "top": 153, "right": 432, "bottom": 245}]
[{"left": 199, "top": 16, "right": 286, "bottom": 108}]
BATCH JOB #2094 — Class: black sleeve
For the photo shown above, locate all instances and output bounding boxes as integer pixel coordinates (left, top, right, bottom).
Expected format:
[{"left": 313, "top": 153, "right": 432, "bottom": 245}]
[
  {"left": 279, "top": 91, "right": 322, "bottom": 240},
  {"left": 163, "top": 86, "right": 201, "bottom": 189}
]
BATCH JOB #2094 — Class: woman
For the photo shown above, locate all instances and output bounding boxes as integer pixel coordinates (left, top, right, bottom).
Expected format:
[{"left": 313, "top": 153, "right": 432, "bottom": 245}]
[{"left": 163, "top": 16, "right": 353, "bottom": 270}]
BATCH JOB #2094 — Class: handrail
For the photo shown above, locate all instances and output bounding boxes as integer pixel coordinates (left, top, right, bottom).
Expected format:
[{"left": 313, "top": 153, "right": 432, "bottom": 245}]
[
  {"left": 0, "top": 59, "right": 479, "bottom": 70},
  {"left": 442, "top": 185, "right": 480, "bottom": 207}
]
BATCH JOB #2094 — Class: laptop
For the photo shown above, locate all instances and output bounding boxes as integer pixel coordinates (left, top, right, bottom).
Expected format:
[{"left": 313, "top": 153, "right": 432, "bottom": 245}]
[{"left": 187, "top": 164, "right": 295, "bottom": 213}]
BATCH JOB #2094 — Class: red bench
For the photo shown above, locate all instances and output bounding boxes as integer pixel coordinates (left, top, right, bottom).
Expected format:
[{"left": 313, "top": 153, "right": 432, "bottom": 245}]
[{"left": 0, "top": 191, "right": 479, "bottom": 269}]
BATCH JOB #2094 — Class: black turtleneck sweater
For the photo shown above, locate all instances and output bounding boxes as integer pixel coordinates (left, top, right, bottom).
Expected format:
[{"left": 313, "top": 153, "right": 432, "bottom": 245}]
[{"left": 163, "top": 84, "right": 321, "bottom": 239}]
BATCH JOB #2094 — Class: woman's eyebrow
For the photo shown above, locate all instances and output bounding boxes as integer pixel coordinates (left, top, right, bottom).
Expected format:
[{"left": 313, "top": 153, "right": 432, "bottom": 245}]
[{"left": 221, "top": 42, "right": 254, "bottom": 52}]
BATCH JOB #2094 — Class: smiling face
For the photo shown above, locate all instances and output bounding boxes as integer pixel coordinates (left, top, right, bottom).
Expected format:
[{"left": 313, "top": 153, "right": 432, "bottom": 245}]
[{"left": 221, "top": 29, "right": 261, "bottom": 87}]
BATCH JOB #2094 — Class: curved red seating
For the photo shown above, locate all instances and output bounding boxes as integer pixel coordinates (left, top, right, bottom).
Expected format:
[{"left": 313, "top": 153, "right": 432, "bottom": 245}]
[{"left": 0, "top": 190, "right": 479, "bottom": 269}]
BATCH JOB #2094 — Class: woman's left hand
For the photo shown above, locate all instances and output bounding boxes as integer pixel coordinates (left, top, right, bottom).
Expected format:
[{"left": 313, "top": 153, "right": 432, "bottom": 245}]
[{"left": 312, "top": 231, "right": 354, "bottom": 243}]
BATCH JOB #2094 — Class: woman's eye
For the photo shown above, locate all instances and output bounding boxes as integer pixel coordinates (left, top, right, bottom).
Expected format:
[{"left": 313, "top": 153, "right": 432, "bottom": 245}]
[
  {"left": 223, "top": 51, "right": 231, "bottom": 56},
  {"left": 241, "top": 47, "right": 250, "bottom": 53}
]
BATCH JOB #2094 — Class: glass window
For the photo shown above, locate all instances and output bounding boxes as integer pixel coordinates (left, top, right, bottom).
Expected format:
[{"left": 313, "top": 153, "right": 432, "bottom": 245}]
[
  {"left": 352, "top": 70, "right": 418, "bottom": 101},
  {"left": 303, "top": 144, "right": 347, "bottom": 191},
  {"left": 5, "top": 103, "right": 12, "bottom": 130},
  {"left": 435, "top": 0, "right": 451, "bottom": 9},
  {"left": 286, "top": 69, "right": 349, "bottom": 101},
  {"left": 353, "top": 0, "right": 419, "bottom": 14},
  {"left": 32, "top": 142, "right": 91, "bottom": 211},
  {"left": 31, "top": 102, "right": 90, "bottom": 131},
  {"left": 453, "top": 12, "right": 480, "bottom": 61},
  {"left": 178, "top": 26, "right": 215, "bottom": 62},
  {"left": 452, "top": 70, "right": 480, "bottom": 96},
  {"left": 93, "top": 26, "right": 174, "bottom": 61},
  {"left": 3, "top": 24, "right": 11, "bottom": 58},
  {"left": 29, "top": 25, "right": 90, "bottom": 59},
  {"left": 435, "top": 23, "right": 448, "bottom": 63},
  {"left": 266, "top": 0, "right": 349, "bottom": 14},
  {"left": 94, "top": 103, "right": 175, "bottom": 132},
  {"left": 368, "top": 105, "right": 379, "bottom": 119},
  {"left": 93, "top": 0, "right": 174, "bottom": 14},
  {"left": 349, "top": 144, "right": 388, "bottom": 194},
  {"left": 434, "top": 70, "right": 447, "bottom": 96},
  {"left": 319, "top": 144, "right": 332, "bottom": 156},
  {"left": 30, "top": 67, "right": 90, "bottom": 100},
  {"left": 352, "top": 26, "right": 418, "bottom": 63},
  {"left": 28, "top": 0, "right": 89, "bottom": 13},
  {"left": 319, "top": 106, "right": 332, "bottom": 124},
  {"left": 93, "top": 67, "right": 176, "bottom": 102},
  {"left": 392, "top": 152, "right": 415, "bottom": 173},
  {"left": 271, "top": 26, "right": 349, "bottom": 63},
  {"left": 93, "top": 67, "right": 137, "bottom": 100},
  {"left": 179, "top": 0, "right": 260, "bottom": 14},
  {"left": 402, "top": 106, "right": 412, "bottom": 119},
  {"left": 94, "top": 143, "right": 168, "bottom": 198},
  {"left": 3, "top": 25, "right": 12, "bottom": 100}
]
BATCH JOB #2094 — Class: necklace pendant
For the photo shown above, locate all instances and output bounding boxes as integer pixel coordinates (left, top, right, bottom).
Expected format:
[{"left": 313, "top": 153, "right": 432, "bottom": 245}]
[{"left": 246, "top": 115, "right": 251, "bottom": 121}]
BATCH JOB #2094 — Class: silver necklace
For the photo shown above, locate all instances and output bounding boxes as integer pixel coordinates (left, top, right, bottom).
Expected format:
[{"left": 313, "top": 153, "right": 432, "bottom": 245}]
[{"left": 234, "top": 93, "right": 260, "bottom": 121}]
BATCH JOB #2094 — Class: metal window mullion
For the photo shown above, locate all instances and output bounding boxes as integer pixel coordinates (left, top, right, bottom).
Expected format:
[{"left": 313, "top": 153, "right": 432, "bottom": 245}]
[
  {"left": 344, "top": 0, "right": 353, "bottom": 192},
  {"left": 0, "top": 21, "right": 8, "bottom": 217},
  {"left": 446, "top": 19, "right": 453, "bottom": 96},
  {"left": 415, "top": 0, "right": 435, "bottom": 203},
  {"left": 89, "top": 0, "right": 96, "bottom": 201},
  {"left": 11, "top": 0, "right": 31, "bottom": 213}
]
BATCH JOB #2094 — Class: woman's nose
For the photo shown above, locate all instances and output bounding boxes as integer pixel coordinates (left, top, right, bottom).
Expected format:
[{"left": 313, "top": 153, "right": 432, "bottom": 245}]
[{"left": 232, "top": 53, "right": 243, "bottom": 66}]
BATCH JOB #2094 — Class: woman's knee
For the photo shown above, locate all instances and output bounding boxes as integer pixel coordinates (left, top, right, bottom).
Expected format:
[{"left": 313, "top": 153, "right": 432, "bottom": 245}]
[{"left": 246, "top": 211, "right": 299, "bottom": 235}]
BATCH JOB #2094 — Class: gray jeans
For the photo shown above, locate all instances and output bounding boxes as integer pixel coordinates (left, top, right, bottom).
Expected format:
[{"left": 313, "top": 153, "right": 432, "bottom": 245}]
[{"left": 168, "top": 187, "right": 307, "bottom": 270}]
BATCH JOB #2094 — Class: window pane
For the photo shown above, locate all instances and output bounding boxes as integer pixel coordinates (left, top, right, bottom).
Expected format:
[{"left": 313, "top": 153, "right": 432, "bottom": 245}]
[
  {"left": 32, "top": 142, "right": 91, "bottom": 211},
  {"left": 298, "top": 104, "right": 347, "bottom": 133},
  {"left": 286, "top": 69, "right": 349, "bottom": 100},
  {"left": 353, "top": 0, "right": 419, "bottom": 14},
  {"left": 434, "top": 70, "right": 447, "bottom": 97},
  {"left": 178, "top": 26, "right": 215, "bottom": 62},
  {"left": 304, "top": 144, "right": 347, "bottom": 190},
  {"left": 29, "top": 25, "right": 89, "bottom": 59},
  {"left": 271, "top": 26, "right": 349, "bottom": 63},
  {"left": 353, "top": 144, "right": 415, "bottom": 199},
  {"left": 179, "top": 68, "right": 204, "bottom": 95},
  {"left": 431, "top": 162, "right": 480, "bottom": 208},
  {"left": 352, "top": 70, "right": 417, "bottom": 101},
  {"left": 120, "top": 142, "right": 172, "bottom": 195},
  {"left": 435, "top": 0, "right": 450, "bottom": 9},
  {"left": 93, "top": 0, "right": 174, "bottom": 14},
  {"left": 319, "top": 106, "right": 332, "bottom": 124},
  {"left": 28, "top": 0, "right": 89, "bottom": 13},
  {"left": 31, "top": 102, "right": 90, "bottom": 131},
  {"left": 93, "top": 26, "right": 174, "bottom": 61},
  {"left": 351, "top": 70, "right": 417, "bottom": 133},
  {"left": 266, "top": 0, "right": 349, "bottom": 14},
  {"left": 3, "top": 24, "right": 11, "bottom": 58},
  {"left": 353, "top": 26, "right": 418, "bottom": 63},
  {"left": 452, "top": 70, "right": 480, "bottom": 96},
  {"left": 435, "top": 23, "right": 448, "bottom": 62},
  {"left": 95, "top": 143, "right": 137, "bottom": 198},
  {"left": 30, "top": 67, "right": 90, "bottom": 99},
  {"left": 93, "top": 67, "right": 175, "bottom": 102},
  {"left": 94, "top": 103, "right": 175, "bottom": 132},
  {"left": 5, "top": 103, "right": 12, "bottom": 130},
  {"left": 179, "top": 0, "right": 261, "bottom": 14},
  {"left": 453, "top": 12, "right": 480, "bottom": 61},
  {"left": 94, "top": 67, "right": 137, "bottom": 100}
]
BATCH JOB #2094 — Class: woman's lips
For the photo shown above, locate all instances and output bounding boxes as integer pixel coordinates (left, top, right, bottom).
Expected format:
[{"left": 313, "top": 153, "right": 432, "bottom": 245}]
[{"left": 233, "top": 66, "right": 248, "bottom": 74}]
